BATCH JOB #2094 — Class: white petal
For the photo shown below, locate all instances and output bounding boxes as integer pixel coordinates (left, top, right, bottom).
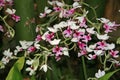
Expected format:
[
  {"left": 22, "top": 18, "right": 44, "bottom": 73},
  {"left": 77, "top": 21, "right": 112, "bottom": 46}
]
[
  {"left": 73, "top": 2, "right": 81, "bottom": 8},
  {"left": 70, "top": 24, "right": 79, "bottom": 30},
  {"left": 59, "top": 21, "right": 68, "bottom": 28},
  {"left": 86, "top": 47, "right": 93, "bottom": 52},
  {"left": 47, "top": 27, "right": 57, "bottom": 33},
  {"left": 34, "top": 41, "right": 40, "bottom": 49},
  {"left": 62, "top": 47, "right": 69, "bottom": 56},
  {"left": 94, "top": 50, "right": 103, "bottom": 56},
  {"left": 49, "top": 39, "right": 61, "bottom": 45},
  {"left": 40, "top": 64, "right": 48, "bottom": 72},
  {"left": 97, "top": 18, "right": 109, "bottom": 23},
  {"left": 6, "top": 8, "right": 16, "bottom": 15},
  {"left": 26, "top": 60, "right": 33, "bottom": 65},
  {"left": 89, "top": 44, "right": 96, "bottom": 49},
  {"left": 26, "top": 67, "right": 31, "bottom": 71},
  {"left": 71, "top": 38, "right": 79, "bottom": 42},
  {"left": 3, "top": 49, "right": 13, "bottom": 57},
  {"left": 41, "top": 31, "right": 49, "bottom": 40},
  {"left": 55, "top": 1, "right": 64, "bottom": 7},
  {"left": 48, "top": 1, "right": 55, "bottom": 5},
  {"left": 19, "top": 41, "right": 33, "bottom": 49},
  {"left": 95, "top": 69, "right": 105, "bottom": 78},
  {"left": 105, "top": 43, "right": 115, "bottom": 50},
  {"left": 86, "top": 27, "right": 95, "bottom": 34},
  {"left": 96, "top": 33, "right": 109, "bottom": 40}
]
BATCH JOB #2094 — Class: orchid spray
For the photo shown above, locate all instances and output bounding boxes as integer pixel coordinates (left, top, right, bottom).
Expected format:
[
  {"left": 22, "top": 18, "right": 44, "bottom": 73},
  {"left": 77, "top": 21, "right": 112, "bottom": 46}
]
[{"left": 0, "top": 0, "right": 120, "bottom": 80}]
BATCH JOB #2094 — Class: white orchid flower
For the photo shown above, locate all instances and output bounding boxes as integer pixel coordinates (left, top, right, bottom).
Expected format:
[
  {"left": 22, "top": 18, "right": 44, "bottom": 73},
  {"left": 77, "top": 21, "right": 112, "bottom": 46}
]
[
  {"left": 6, "top": 8, "right": 16, "bottom": 15},
  {"left": 49, "top": 39, "right": 61, "bottom": 45},
  {"left": 44, "top": 7, "right": 52, "bottom": 14},
  {"left": 96, "top": 33, "right": 109, "bottom": 40},
  {"left": 87, "top": 54, "right": 96, "bottom": 60},
  {"left": 41, "top": 31, "right": 49, "bottom": 40},
  {"left": 34, "top": 41, "right": 40, "bottom": 49},
  {"left": 105, "top": 43, "right": 115, "bottom": 50},
  {"left": 86, "top": 44, "right": 96, "bottom": 52},
  {"left": 78, "top": 29, "right": 85, "bottom": 33},
  {"left": 71, "top": 38, "right": 79, "bottom": 42},
  {"left": 55, "top": 1, "right": 64, "bottom": 7},
  {"left": 19, "top": 41, "right": 33, "bottom": 49},
  {"left": 48, "top": 1, "right": 64, "bottom": 7},
  {"left": 48, "top": 1, "right": 56, "bottom": 5},
  {"left": 68, "top": 21, "right": 79, "bottom": 30},
  {"left": 47, "top": 27, "right": 58, "bottom": 33},
  {"left": 95, "top": 69, "right": 105, "bottom": 78},
  {"left": 1, "top": 57, "right": 10, "bottom": 65},
  {"left": 86, "top": 27, "right": 95, "bottom": 34},
  {"left": 14, "top": 46, "right": 23, "bottom": 55},
  {"left": 26, "top": 67, "right": 36, "bottom": 75},
  {"left": 86, "top": 47, "right": 93, "bottom": 52},
  {"left": 72, "top": 1, "right": 81, "bottom": 8},
  {"left": 97, "top": 18, "right": 109, "bottom": 23},
  {"left": 59, "top": 21, "right": 68, "bottom": 28},
  {"left": 40, "top": 64, "right": 48, "bottom": 72},
  {"left": 26, "top": 60, "right": 34, "bottom": 65},
  {"left": 3, "top": 49, "right": 13, "bottom": 58},
  {"left": 94, "top": 50, "right": 103, "bottom": 56},
  {"left": 62, "top": 47, "right": 69, "bottom": 56}
]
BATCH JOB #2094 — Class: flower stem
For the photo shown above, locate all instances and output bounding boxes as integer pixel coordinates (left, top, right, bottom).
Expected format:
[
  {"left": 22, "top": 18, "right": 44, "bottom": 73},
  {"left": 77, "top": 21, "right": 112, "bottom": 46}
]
[{"left": 82, "top": 56, "right": 87, "bottom": 80}]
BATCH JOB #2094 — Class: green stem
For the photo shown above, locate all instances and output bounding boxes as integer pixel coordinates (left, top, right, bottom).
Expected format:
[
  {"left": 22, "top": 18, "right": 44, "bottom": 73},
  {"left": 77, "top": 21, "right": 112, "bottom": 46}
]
[
  {"left": 82, "top": 56, "right": 87, "bottom": 80},
  {"left": 81, "top": 2, "right": 98, "bottom": 22},
  {"left": 40, "top": 45, "right": 49, "bottom": 51},
  {"left": 0, "top": 15, "right": 15, "bottom": 37}
]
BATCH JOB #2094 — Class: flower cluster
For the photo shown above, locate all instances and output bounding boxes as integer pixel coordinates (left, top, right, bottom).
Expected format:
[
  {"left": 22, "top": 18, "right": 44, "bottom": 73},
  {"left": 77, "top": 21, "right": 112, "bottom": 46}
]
[
  {"left": 0, "top": 0, "right": 20, "bottom": 37},
  {"left": 0, "top": 0, "right": 120, "bottom": 79}
]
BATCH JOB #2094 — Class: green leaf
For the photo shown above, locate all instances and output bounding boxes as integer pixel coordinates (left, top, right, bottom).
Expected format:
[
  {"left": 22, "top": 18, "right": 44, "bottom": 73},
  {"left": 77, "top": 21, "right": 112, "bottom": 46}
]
[
  {"left": 99, "top": 69, "right": 120, "bottom": 80},
  {"left": 15, "top": 57, "right": 25, "bottom": 71},
  {"left": 6, "top": 57, "right": 25, "bottom": 80},
  {"left": 6, "top": 66, "right": 23, "bottom": 80},
  {"left": 32, "top": 58, "right": 39, "bottom": 69}
]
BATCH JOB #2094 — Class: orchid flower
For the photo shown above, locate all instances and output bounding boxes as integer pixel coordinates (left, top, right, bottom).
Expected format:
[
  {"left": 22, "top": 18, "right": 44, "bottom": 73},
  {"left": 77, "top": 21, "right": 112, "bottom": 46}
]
[
  {"left": 27, "top": 46, "right": 36, "bottom": 53},
  {"left": 87, "top": 54, "right": 97, "bottom": 60},
  {"left": 63, "top": 27, "right": 73, "bottom": 37},
  {"left": 109, "top": 50, "right": 119, "bottom": 58},
  {"left": 42, "top": 32, "right": 54, "bottom": 41},
  {"left": 62, "top": 47, "right": 69, "bottom": 56},
  {"left": 95, "top": 69, "right": 105, "bottom": 78},
  {"left": 97, "top": 41, "right": 107, "bottom": 50},
  {"left": 97, "top": 18, "right": 110, "bottom": 23},
  {"left": 40, "top": 64, "right": 48, "bottom": 72},
  {"left": 86, "top": 27, "right": 95, "bottom": 34},
  {"left": 35, "top": 35, "right": 42, "bottom": 42},
  {"left": 72, "top": 1, "right": 81, "bottom": 8},
  {"left": 52, "top": 46, "right": 63, "bottom": 57},
  {"left": 3, "top": 49, "right": 13, "bottom": 58},
  {"left": 11, "top": 14, "right": 20, "bottom": 22},
  {"left": 19, "top": 41, "right": 33, "bottom": 49},
  {"left": 53, "top": 6, "right": 61, "bottom": 12},
  {"left": 78, "top": 50, "right": 87, "bottom": 57},
  {"left": 78, "top": 42, "right": 86, "bottom": 50},
  {"left": 39, "top": 7, "right": 52, "bottom": 18},
  {"left": 96, "top": 33, "right": 109, "bottom": 40},
  {"left": 6, "top": 8, "right": 16, "bottom": 15},
  {"left": 82, "top": 34, "right": 91, "bottom": 43},
  {"left": 76, "top": 16, "right": 87, "bottom": 28},
  {"left": 49, "top": 39, "right": 61, "bottom": 45},
  {"left": 1, "top": 57, "right": 10, "bottom": 65}
]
